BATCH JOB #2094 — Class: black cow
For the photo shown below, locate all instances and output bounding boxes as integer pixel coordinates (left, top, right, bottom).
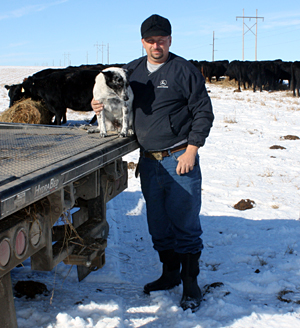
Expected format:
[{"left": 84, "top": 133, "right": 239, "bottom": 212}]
[
  {"left": 248, "top": 60, "right": 292, "bottom": 92},
  {"left": 259, "top": 60, "right": 282, "bottom": 90},
  {"left": 22, "top": 69, "right": 101, "bottom": 125},
  {"left": 5, "top": 67, "right": 72, "bottom": 107},
  {"left": 199, "top": 61, "right": 214, "bottom": 82},
  {"left": 5, "top": 84, "right": 31, "bottom": 107},
  {"left": 250, "top": 60, "right": 291, "bottom": 92},
  {"left": 189, "top": 60, "right": 208, "bottom": 78},
  {"left": 246, "top": 61, "right": 278, "bottom": 92},
  {"left": 277, "top": 61, "right": 292, "bottom": 89},
  {"left": 246, "top": 61, "right": 263, "bottom": 92},
  {"left": 225, "top": 60, "right": 251, "bottom": 91},
  {"left": 190, "top": 60, "right": 229, "bottom": 83},
  {"left": 211, "top": 60, "right": 229, "bottom": 81},
  {"left": 292, "top": 61, "right": 300, "bottom": 97}
]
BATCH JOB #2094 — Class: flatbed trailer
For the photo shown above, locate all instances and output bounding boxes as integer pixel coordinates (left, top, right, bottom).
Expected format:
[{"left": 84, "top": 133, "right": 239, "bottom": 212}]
[{"left": 0, "top": 122, "right": 138, "bottom": 328}]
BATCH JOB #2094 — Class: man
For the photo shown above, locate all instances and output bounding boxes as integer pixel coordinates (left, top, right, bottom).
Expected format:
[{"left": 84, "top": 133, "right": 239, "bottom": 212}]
[{"left": 91, "top": 14, "right": 214, "bottom": 312}]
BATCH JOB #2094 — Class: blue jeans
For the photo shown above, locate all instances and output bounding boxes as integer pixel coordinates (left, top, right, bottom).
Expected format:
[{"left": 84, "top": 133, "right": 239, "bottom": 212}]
[{"left": 139, "top": 149, "right": 203, "bottom": 254}]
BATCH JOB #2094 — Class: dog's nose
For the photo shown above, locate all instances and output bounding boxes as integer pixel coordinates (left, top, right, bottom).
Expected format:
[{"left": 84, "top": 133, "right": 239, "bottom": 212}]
[{"left": 124, "top": 95, "right": 129, "bottom": 101}]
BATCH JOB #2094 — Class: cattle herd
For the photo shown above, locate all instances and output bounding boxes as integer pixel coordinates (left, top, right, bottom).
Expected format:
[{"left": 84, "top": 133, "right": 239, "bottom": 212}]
[
  {"left": 4, "top": 59, "right": 300, "bottom": 125},
  {"left": 191, "top": 59, "right": 300, "bottom": 95}
]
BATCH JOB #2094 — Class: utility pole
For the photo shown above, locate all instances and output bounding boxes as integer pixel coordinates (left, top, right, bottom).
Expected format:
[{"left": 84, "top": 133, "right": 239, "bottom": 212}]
[
  {"left": 236, "top": 9, "right": 264, "bottom": 61},
  {"left": 94, "top": 42, "right": 100, "bottom": 63},
  {"left": 63, "top": 53, "right": 70, "bottom": 66},
  {"left": 212, "top": 31, "right": 215, "bottom": 62},
  {"left": 107, "top": 43, "right": 109, "bottom": 64},
  {"left": 95, "top": 42, "right": 107, "bottom": 64},
  {"left": 100, "top": 42, "right": 105, "bottom": 64}
]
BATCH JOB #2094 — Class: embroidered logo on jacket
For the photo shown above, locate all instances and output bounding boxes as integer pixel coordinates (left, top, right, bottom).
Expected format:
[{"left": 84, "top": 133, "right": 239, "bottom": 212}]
[{"left": 157, "top": 80, "right": 168, "bottom": 88}]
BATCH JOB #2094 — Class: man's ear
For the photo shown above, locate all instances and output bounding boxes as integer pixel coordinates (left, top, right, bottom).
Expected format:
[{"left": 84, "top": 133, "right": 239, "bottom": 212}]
[{"left": 141, "top": 38, "right": 146, "bottom": 49}]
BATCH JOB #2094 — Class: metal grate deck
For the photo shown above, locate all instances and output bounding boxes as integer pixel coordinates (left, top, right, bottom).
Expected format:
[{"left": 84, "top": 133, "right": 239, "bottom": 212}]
[{"left": 0, "top": 124, "right": 120, "bottom": 183}]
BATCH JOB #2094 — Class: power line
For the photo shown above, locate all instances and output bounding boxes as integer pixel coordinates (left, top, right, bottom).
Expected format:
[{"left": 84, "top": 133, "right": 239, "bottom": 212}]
[
  {"left": 259, "top": 26, "right": 300, "bottom": 40},
  {"left": 257, "top": 37, "right": 300, "bottom": 48}
]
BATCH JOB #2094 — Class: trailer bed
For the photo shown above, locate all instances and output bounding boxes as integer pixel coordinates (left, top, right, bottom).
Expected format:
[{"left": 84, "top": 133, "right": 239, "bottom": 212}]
[{"left": 0, "top": 123, "right": 138, "bottom": 220}]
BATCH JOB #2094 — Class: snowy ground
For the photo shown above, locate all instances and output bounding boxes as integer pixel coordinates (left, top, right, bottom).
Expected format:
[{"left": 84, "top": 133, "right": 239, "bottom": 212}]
[{"left": 1, "top": 66, "right": 300, "bottom": 328}]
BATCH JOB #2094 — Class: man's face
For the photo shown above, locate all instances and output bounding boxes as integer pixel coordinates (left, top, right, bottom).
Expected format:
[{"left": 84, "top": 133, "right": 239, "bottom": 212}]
[{"left": 142, "top": 35, "right": 172, "bottom": 64}]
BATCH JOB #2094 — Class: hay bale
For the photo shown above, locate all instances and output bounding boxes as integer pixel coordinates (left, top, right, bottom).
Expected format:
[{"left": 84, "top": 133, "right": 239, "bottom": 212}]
[{"left": 0, "top": 98, "right": 53, "bottom": 124}]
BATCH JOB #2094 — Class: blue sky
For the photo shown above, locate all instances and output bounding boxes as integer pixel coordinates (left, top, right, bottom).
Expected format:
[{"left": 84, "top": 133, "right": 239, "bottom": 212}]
[{"left": 1, "top": 0, "right": 300, "bottom": 66}]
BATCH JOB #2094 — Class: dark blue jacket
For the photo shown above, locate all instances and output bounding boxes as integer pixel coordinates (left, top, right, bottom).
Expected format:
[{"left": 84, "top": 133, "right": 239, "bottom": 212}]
[{"left": 124, "top": 52, "right": 214, "bottom": 151}]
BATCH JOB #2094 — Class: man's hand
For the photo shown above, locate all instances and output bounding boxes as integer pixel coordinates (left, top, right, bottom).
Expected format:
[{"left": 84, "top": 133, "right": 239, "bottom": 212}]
[
  {"left": 91, "top": 98, "right": 104, "bottom": 115},
  {"left": 176, "top": 145, "right": 199, "bottom": 175}
]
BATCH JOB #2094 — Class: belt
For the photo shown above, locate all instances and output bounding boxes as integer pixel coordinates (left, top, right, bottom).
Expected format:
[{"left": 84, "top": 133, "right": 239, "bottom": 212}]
[{"left": 141, "top": 143, "right": 188, "bottom": 160}]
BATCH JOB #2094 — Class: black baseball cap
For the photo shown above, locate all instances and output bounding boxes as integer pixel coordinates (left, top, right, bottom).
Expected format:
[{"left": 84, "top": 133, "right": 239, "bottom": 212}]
[{"left": 141, "top": 14, "right": 172, "bottom": 39}]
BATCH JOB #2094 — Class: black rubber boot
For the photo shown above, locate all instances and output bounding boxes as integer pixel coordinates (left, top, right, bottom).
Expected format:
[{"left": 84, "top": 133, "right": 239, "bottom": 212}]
[
  {"left": 179, "top": 252, "right": 202, "bottom": 312},
  {"left": 143, "top": 250, "right": 181, "bottom": 294}
]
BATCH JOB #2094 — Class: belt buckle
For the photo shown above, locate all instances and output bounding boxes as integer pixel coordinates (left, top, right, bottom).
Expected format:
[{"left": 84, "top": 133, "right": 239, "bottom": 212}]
[{"left": 151, "top": 151, "right": 163, "bottom": 160}]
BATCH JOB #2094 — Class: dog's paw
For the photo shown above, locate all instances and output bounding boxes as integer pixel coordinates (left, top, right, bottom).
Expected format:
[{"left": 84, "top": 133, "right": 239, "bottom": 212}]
[
  {"left": 119, "top": 129, "right": 128, "bottom": 137},
  {"left": 79, "top": 124, "right": 90, "bottom": 130},
  {"left": 127, "top": 129, "right": 135, "bottom": 136},
  {"left": 100, "top": 132, "right": 107, "bottom": 138}
]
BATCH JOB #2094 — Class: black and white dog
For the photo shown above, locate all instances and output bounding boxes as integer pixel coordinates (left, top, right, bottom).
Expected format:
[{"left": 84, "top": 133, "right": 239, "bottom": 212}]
[{"left": 89, "top": 67, "right": 134, "bottom": 137}]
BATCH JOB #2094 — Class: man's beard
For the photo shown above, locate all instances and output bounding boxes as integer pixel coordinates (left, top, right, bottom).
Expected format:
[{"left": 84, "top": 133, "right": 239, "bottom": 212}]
[{"left": 150, "top": 49, "right": 164, "bottom": 61}]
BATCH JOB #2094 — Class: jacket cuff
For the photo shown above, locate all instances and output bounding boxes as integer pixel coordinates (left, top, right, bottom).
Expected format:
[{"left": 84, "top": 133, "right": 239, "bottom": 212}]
[{"left": 188, "top": 137, "right": 206, "bottom": 148}]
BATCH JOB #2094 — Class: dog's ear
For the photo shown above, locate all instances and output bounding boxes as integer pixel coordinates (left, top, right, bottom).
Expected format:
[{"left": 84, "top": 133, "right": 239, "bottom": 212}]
[
  {"left": 101, "top": 70, "right": 114, "bottom": 83},
  {"left": 5, "top": 85, "right": 11, "bottom": 90},
  {"left": 126, "top": 69, "right": 134, "bottom": 78}
]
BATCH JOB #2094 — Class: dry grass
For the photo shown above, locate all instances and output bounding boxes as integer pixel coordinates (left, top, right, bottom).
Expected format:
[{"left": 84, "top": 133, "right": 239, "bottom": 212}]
[
  {"left": 0, "top": 98, "right": 53, "bottom": 124},
  {"left": 209, "top": 77, "right": 239, "bottom": 89},
  {"left": 257, "top": 255, "right": 268, "bottom": 266},
  {"left": 259, "top": 169, "right": 274, "bottom": 177},
  {"left": 224, "top": 116, "right": 237, "bottom": 124}
]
